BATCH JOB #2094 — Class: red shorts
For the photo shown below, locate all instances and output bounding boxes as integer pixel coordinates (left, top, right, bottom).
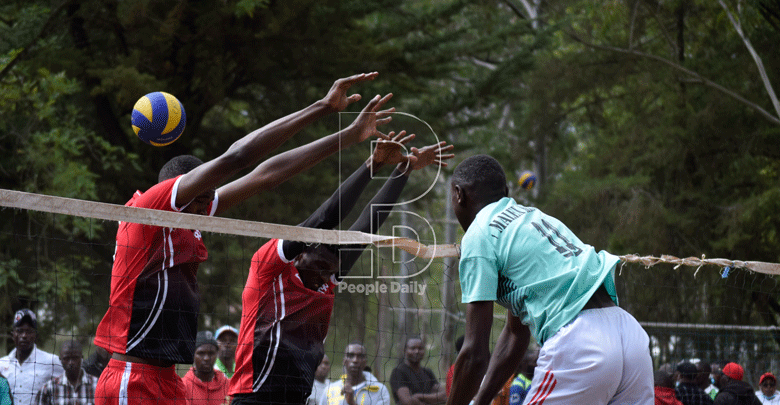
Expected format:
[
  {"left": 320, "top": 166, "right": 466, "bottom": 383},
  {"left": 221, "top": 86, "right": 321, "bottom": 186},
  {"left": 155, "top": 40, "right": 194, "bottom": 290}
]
[{"left": 96, "top": 359, "right": 187, "bottom": 405}]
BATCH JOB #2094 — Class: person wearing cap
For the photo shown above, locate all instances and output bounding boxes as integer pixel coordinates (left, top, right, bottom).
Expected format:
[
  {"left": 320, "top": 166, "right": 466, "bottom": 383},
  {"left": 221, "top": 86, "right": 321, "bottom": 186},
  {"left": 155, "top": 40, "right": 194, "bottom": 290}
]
[
  {"left": 0, "top": 309, "right": 64, "bottom": 405},
  {"left": 675, "top": 361, "right": 714, "bottom": 405},
  {"left": 756, "top": 373, "right": 780, "bottom": 405},
  {"left": 214, "top": 326, "right": 238, "bottom": 379},
  {"left": 713, "top": 362, "right": 761, "bottom": 405},
  {"left": 35, "top": 340, "right": 99, "bottom": 405},
  {"left": 182, "top": 332, "right": 230, "bottom": 405}
]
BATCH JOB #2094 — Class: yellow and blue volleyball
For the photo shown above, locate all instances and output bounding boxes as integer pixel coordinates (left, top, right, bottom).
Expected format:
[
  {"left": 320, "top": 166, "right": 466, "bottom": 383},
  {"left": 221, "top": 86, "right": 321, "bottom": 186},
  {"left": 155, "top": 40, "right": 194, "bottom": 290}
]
[
  {"left": 131, "top": 92, "right": 186, "bottom": 146},
  {"left": 518, "top": 170, "right": 537, "bottom": 190}
]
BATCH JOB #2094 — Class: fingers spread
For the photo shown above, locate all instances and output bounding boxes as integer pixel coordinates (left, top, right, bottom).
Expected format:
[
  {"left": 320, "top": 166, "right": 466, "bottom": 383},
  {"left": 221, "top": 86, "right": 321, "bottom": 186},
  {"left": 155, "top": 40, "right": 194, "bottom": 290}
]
[{"left": 372, "top": 93, "right": 393, "bottom": 111}]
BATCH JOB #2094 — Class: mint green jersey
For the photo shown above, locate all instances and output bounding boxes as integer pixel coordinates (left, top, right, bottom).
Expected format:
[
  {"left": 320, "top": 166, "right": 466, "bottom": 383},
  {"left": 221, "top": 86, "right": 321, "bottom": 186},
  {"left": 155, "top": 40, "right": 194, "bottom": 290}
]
[{"left": 459, "top": 197, "right": 620, "bottom": 344}]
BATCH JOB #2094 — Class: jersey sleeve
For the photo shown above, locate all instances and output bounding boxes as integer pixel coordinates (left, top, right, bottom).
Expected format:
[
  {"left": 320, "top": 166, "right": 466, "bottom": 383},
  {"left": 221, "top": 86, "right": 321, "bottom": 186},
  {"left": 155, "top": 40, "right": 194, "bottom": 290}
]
[{"left": 459, "top": 225, "right": 499, "bottom": 303}]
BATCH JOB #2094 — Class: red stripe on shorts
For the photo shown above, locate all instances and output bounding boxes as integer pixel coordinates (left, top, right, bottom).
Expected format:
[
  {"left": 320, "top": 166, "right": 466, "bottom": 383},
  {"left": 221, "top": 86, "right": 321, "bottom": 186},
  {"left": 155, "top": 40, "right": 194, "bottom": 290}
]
[{"left": 529, "top": 370, "right": 556, "bottom": 404}]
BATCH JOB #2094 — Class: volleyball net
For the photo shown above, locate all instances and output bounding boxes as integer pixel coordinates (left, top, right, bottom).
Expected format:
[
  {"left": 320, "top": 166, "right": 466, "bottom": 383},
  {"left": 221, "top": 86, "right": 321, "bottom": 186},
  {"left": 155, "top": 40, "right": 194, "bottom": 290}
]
[{"left": 1, "top": 188, "right": 779, "bottom": 392}]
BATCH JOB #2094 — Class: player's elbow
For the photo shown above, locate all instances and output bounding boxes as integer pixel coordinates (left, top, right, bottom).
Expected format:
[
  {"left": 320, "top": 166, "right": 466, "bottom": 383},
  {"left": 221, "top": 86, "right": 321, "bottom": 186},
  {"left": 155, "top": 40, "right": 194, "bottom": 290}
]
[
  {"left": 221, "top": 142, "right": 259, "bottom": 170},
  {"left": 458, "top": 344, "right": 491, "bottom": 372}
]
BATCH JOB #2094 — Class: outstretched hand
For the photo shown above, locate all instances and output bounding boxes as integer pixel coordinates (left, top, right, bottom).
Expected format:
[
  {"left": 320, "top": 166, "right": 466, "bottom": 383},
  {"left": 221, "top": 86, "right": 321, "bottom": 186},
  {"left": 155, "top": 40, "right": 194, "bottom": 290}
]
[
  {"left": 322, "top": 72, "right": 379, "bottom": 112},
  {"left": 344, "top": 93, "right": 394, "bottom": 146},
  {"left": 369, "top": 130, "right": 416, "bottom": 169},
  {"left": 403, "top": 141, "right": 455, "bottom": 172}
]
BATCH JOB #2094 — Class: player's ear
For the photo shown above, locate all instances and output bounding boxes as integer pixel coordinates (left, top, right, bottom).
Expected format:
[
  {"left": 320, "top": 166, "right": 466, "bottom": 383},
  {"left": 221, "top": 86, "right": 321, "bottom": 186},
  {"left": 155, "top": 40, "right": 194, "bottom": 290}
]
[{"left": 453, "top": 184, "right": 464, "bottom": 205}]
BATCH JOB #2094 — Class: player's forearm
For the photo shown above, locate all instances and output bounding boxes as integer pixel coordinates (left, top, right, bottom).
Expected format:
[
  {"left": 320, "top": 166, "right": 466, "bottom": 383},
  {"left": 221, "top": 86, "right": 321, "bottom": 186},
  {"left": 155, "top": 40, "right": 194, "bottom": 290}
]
[
  {"left": 280, "top": 158, "right": 374, "bottom": 259},
  {"left": 472, "top": 322, "right": 529, "bottom": 405},
  {"left": 447, "top": 346, "right": 490, "bottom": 405},
  {"left": 224, "top": 100, "right": 332, "bottom": 168}
]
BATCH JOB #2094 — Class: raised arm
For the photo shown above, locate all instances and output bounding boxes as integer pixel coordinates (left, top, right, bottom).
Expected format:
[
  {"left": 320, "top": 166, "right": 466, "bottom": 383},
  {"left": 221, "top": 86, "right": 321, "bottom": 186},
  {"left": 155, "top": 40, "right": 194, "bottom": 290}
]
[
  {"left": 338, "top": 140, "right": 455, "bottom": 274},
  {"left": 280, "top": 131, "right": 414, "bottom": 260},
  {"left": 214, "top": 93, "right": 394, "bottom": 214},
  {"left": 175, "top": 72, "right": 379, "bottom": 208}
]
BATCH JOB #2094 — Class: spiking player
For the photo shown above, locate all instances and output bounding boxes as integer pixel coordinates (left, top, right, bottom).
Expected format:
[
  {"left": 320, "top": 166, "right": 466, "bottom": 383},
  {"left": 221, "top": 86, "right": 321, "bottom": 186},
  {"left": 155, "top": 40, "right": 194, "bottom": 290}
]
[
  {"left": 229, "top": 132, "right": 453, "bottom": 405},
  {"left": 447, "top": 155, "right": 653, "bottom": 405},
  {"left": 94, "top": 73, "right": 393, "bottom": 405}
]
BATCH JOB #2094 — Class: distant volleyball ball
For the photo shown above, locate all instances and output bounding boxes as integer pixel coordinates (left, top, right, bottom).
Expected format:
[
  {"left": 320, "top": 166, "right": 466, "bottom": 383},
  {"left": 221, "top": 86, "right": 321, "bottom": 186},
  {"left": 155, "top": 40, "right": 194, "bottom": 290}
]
[
  {"left": 518, "top": 171, "right": 537, "bottom": 190},
  {"left": 131, "top": 92, "right": 186, "bottom": 146}
]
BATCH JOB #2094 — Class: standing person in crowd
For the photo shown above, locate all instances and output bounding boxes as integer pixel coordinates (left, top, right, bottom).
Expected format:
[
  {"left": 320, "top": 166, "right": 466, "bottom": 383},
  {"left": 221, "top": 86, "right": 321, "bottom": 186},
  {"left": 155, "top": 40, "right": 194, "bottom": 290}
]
[
  {"left": 0, "top": 372, "right": 12, "bottom": 405},
  {"left": 320, "top": 343, "right": 390, "bottom": 405},
  {"left": 656, "top": 365, "right": 684, "bottom": 405},
  {"left": 390, "top": 337, "right": 446, "bottom": 405},
  {"left": 507, "top": 344, "right": 539, "bottom": 405},
  {"left": 0, "top": 309, "right": 64, "bottom": 405},
  {"left": 229, "top": 132, "right": 453, "bottom": 405},
  {"left": 35, "top": 340, "right": 98, "bottom": 405},
  {"left": 756, "top": 373, "right": 779, "bottom": 405},
  {"left": 675, "top": 362, "right": 713, "bottom": 405},
  {"left": 446, "top": 155, "right": 653, "bottom": 405},
  {"left": 182, "top": 332, "right": 229, "bottom": 405},
  {"left": 445, "top": 336, "right": 464, "bottom": 397},
  {"left": 93, "top": 73, "right": 394, "bottom": 405},
  {"left": 714, "top": 363, "right": 761, "bottom": 405},
  {"left": 214, "top": 326, "right": 238, "bottom": 379},
  {"left": 699, "top": 362, "right": 719, "bottom": 401},
  {"left": 307, "top": 355, "right": 331, "bottom": 405},
  {"left": 713, "top": 363, "right": 727, "bottom": 391}
]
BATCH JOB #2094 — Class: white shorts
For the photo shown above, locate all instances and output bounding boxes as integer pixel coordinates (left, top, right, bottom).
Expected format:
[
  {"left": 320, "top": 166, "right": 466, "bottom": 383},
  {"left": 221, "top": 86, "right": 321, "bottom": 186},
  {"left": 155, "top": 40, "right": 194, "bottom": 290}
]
[{"left": 522, "top": 306, "right": 654, "bottom": 405}]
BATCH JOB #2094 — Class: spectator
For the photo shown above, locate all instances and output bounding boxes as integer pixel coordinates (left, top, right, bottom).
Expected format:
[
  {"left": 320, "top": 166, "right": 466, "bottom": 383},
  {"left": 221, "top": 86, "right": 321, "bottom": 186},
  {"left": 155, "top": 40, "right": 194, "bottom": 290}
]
[
  {"left": 35, "top": 340, "right": 98, "bottom": 405},
  {"left": 0, "top": 373, "right": 12, "bottom": 405},
  {"left": 306, "top": 355, "right": 331, "bottom": 405},
  {"left": 714, "top": 363, "right": 761, "bottom": 405},
  {"left": 81, "top": 346, "right": 109, "bottom": 379},
  {"left": 213, "top": 326, "right": 238, "bottom": 379},
  {"left": 675, "top": 362, "right": 714, "bottom": 405},
  {"left": 713, "top": 363, "right": 726, "bottom": 391},
  {"left": 320, "top": 343, "right": 390, "bottom": 405},
  {"left": 756, "top": 373, "right": 779, "bottom": 405},
  {"left": 656, "top": 366, "right": 683, "bottom": 405},
  {"left": 698, "top": 362, "right": 719, "bottom": 401},
  {"left": 508, "top": 345, "right": 539, "bottom": 405},
  {"left": 0, "top": 309, "right": 64, "bottom": 405},
  {"left": 182, "top": 332, "right": 229, "bottom": 405},
  {"left": 445, "top": 336, "right": 464, "bottom": 397},
  {"left": 390, "top": 337, "right": 446, "bottom": 405}
]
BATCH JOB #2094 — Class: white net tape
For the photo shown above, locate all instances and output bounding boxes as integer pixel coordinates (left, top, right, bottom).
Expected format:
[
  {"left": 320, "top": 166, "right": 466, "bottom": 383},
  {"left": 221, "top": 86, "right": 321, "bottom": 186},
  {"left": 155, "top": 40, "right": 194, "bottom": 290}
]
[{"left": 2, "top": 188, "right": 778, "bottom": 274}]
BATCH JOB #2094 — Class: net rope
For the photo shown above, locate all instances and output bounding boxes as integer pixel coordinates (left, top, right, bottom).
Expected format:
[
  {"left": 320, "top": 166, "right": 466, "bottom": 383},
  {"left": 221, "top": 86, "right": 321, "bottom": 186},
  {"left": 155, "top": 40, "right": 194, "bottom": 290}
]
[{"left": 1, "top": 188, "right": 778, "bottom": 275}]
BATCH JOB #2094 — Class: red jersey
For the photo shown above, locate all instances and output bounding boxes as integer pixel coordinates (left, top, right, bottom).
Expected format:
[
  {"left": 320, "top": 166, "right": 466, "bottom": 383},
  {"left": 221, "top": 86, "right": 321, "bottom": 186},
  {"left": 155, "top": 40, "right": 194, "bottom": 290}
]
[
  {"left": 182, "top": 368, "right": 230, "bottom": 405},
  {"left": 94, "top": 176, "right": 217, "bottom": 364},
  {"left": 229, "top": 239, "right": 336, "bottom": 397}
]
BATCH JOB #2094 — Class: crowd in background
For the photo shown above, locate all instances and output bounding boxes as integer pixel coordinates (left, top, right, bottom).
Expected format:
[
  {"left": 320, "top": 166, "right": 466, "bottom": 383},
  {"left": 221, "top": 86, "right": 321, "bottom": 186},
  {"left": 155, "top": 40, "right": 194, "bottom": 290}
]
[{"left": 4, "top": 307, "right": 780, "bottom": 405}]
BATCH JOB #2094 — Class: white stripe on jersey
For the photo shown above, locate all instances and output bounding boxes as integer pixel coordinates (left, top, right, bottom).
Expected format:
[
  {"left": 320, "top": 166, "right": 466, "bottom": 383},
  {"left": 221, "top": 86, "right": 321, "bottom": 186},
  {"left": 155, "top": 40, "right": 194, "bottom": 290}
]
[
  {"left": 252, "top": 274, "right": 286, "bottom": 391},
  {"left": 165, "top": 227, "right": 175, "bottom": 269},
  {"left": 126, "top": 270, "right": 169, "bottom": 351}
]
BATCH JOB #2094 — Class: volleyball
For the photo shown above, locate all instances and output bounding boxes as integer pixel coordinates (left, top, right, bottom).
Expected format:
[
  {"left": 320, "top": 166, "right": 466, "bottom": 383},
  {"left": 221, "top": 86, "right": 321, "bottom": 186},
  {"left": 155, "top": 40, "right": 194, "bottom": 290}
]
[
  {"left": 131, "top": 92, "right": 186, "bottom": 146},
  {"left": 518, "top": 170, "right": 537, "bottom": 190}
]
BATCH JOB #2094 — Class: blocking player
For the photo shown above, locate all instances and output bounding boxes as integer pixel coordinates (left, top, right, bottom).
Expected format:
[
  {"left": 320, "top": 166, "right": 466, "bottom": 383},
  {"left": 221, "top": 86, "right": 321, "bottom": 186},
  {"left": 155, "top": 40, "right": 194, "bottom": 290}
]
[
  {"left": 93, "top": 73, "right": 393, "bottom": 405},
  {"left": 229, "top": 132, "right": 454, "bottom": 405},
  {"left": 446, "top": 155, "right": 653, "bottom": 405}
]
